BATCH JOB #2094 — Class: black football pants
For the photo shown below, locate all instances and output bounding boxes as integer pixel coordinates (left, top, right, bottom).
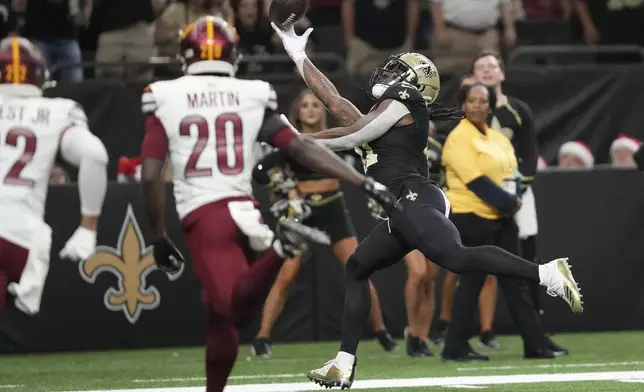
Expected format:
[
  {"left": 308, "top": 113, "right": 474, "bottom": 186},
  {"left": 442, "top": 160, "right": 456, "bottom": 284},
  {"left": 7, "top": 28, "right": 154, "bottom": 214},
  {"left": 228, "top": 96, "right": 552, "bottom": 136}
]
[
  {"left": 442, "top": 213, "right": 549, "bottom": 357},
  {"left": 340, "top": 181, "right": 541, "bottom": 355}
]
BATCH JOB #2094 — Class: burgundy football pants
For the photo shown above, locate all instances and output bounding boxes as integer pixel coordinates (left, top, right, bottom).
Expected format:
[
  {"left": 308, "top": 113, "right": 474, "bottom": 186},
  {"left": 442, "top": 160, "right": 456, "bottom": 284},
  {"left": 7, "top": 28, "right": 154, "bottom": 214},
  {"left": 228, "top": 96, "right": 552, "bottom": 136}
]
[
  {"left": 182, "top": 197, "right": 285, "bottom": 392},
  {"left": 0, "top": 236, "right": 29, "bottom": 313}
]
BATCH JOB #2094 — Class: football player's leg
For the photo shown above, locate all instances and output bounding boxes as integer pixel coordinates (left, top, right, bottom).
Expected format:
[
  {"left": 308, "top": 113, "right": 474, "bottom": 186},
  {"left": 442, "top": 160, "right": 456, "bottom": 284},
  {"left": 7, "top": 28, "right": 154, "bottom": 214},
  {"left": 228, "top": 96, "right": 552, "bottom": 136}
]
[
  {"left": 184, "top": 204, "right": 285, "bottom": 326},
  {"left": 308, "top": 221, "right": 411, "bottom": 388},
  {"left": 0, "top": 272, "right": 7, "bottom": 312},
  {"left": 341, "top": 221, "right": 411, "bottom": 356},
  {"left": 205, "top": 306, "right": 239, "bottom": 392},
  {"left": 391, "top": 186, "right": 582, "bottom": 314},
  {"left": 390, "top": 185, "right": 538, "bottom": 280},
  {"left": 0, "top": 237, "right": 30, "bottom": 313}
]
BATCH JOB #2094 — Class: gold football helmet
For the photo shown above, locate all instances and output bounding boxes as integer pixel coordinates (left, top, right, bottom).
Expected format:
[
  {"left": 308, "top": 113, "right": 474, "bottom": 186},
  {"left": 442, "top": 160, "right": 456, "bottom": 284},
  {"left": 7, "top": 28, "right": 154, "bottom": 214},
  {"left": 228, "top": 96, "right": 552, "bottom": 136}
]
[{"left": 369, "top": 52, "right": 441, "bottom": 104}]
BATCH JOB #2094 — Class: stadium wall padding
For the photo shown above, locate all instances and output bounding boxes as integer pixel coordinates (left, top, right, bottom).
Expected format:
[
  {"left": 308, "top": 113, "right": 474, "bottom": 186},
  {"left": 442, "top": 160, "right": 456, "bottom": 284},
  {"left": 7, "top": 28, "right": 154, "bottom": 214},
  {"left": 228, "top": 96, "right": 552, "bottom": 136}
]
[{"left": 1, "top": 168, "right": 644, "bottom": 352}]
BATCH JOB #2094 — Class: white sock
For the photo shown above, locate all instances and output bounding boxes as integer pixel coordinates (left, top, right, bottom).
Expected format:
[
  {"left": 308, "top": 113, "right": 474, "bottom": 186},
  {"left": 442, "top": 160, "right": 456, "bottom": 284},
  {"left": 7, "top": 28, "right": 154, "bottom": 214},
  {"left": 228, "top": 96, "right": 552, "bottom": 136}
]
[
  {"left": 335, "top": 351, "right": 355, "bottom": 371},
  {"left": 538, "top": 264, "right": 550, "bottom": 287}
]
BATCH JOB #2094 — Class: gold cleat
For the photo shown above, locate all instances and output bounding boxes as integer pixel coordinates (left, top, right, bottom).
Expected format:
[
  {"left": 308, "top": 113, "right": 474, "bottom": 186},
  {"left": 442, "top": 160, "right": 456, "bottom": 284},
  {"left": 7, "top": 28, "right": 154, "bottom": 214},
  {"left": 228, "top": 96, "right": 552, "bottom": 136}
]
[
  {"left": 547, "top": 258, "right": 584, "bottom": 314},
  {"left": 307, "top": 358, "right": 357, "bottom": 389}
]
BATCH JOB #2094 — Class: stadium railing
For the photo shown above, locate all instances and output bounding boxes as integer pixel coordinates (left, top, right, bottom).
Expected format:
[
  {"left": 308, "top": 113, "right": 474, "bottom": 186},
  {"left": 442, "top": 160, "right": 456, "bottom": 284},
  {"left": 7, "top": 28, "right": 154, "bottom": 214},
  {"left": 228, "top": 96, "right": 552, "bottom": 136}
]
[{"left": 49, "top": 52, "right": 347, "bottom": 82}]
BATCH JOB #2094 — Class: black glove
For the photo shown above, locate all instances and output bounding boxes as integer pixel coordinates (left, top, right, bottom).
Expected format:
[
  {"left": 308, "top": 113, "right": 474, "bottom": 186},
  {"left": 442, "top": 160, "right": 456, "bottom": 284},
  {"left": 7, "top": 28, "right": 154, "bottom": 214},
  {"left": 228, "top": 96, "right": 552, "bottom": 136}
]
[
  {"left": 152, "top": 236, "right": 185, "bottom": 274},
  {"left": 363, "top": 176, "right": 401, "bottom": 217}
]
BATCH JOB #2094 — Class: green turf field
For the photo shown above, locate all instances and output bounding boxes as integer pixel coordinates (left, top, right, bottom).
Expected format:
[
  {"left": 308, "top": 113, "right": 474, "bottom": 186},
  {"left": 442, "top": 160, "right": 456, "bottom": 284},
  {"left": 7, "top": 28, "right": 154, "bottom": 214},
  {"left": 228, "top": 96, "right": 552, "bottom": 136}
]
[{"left": 2, "top": 331, "right": 644, "bottom": 391}]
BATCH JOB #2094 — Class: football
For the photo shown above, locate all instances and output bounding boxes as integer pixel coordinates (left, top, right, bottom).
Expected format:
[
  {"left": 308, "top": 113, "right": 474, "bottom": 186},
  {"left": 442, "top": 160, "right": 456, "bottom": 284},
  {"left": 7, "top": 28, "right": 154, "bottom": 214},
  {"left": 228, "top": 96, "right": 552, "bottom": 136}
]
[{"left": 268, "top": 0, "right": 309, "bottom": 31}]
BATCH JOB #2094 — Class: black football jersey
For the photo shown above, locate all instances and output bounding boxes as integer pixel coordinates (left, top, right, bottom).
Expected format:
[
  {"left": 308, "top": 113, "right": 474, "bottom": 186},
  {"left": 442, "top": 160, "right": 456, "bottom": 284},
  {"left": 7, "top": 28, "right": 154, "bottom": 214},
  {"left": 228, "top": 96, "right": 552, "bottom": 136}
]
[
  {"left": 489, "top": 96, "right": 538, "bottom": 179},
  {"left": 355, "top": 82, "right": 430, "bottom": 197}
]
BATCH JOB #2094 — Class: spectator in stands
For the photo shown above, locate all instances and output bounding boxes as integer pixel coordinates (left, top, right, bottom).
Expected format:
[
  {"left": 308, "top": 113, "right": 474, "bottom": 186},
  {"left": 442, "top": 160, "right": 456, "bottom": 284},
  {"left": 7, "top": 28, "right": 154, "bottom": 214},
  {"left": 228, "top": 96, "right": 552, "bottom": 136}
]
[
  {"left": 574, "top": 0, "right": 644, "bottom": 47},
  {"left": 23, "top": 0, "right": 91, "bottom": 83},
  {"left": 341, "top": 0, "right": 419, "bottom": 75},
  {"left": 0, "top": 0, "right": 24, "bottom": 38},
  {"left": 610, "top": 135, "right": 641, "bottom": 168},
  {"left": 93, "top": 0, "right": 158, "bottom": 79},
  {"left": 233, "top": 0, "right": 275, "bottom": 74},
  {"left": 557, "top": 140, "right": 594, "bottom": 169},
  {"left": 430, "top": 0, "right": 516, "bottom": 72},
  {"left": 155, "top": 0, "right": 233, "bottom": 57},
  {"left": 512, "top": 0, "right": 592, "bottom": 45}
]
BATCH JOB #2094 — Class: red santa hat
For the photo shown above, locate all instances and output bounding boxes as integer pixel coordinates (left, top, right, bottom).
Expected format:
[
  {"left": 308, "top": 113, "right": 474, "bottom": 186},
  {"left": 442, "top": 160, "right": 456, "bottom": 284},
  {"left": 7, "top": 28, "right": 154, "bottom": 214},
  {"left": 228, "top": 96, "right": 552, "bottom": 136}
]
[
  {"left": 558, "top": 140, "right": 594, "bottom": 168},
  {"left": 610, "top": 134, "right": 641, "bottom": 156},
  {"left": 537, "top": 156, "right": 548, "bottom": 171}
]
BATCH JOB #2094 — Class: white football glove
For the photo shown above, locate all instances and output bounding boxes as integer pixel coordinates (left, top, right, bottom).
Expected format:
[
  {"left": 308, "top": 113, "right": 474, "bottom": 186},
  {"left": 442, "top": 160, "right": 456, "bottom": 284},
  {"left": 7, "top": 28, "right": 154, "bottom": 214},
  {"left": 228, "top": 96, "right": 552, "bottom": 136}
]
[
  {"left": 60, "top": 226, "right": 97, "bottom": 261},
  {"left": 271, "top": 22, "right": 313, "bottom": 64}
]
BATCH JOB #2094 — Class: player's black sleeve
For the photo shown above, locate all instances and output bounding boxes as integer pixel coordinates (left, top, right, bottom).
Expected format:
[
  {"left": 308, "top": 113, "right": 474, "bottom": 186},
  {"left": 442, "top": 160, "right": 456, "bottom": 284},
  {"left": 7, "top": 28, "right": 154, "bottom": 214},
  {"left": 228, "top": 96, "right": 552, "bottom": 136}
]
[
  {"left": 512, "top": 98, "right": 538, "bottom": 183},
  {"left": 257, "top": 108, "right": 298, "bottom": 149}
]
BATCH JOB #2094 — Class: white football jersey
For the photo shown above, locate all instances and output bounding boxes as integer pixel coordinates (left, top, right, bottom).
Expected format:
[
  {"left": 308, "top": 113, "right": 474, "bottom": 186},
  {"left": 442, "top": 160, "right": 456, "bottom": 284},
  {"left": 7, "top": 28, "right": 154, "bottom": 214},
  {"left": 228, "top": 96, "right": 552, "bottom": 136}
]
[
  {"left": 0, "top": 93, "right": 88, "bottom": 248},
  {"left": 143, "top": 75, "right": 278, "bottom": 219}
]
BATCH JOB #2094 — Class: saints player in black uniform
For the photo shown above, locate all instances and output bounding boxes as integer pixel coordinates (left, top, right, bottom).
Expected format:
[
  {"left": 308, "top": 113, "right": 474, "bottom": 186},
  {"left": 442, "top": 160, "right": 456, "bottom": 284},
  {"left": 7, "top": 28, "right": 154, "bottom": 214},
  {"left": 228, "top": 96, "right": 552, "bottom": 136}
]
[{"left": 272, "top": 23, "right": 583, "bottom": 390}]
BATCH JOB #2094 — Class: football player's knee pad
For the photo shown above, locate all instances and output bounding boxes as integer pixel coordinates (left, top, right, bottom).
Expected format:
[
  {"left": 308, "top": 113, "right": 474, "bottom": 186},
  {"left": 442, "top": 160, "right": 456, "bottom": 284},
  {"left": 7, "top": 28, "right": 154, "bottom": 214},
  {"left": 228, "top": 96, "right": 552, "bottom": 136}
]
[{"left": 346, "top": 255, "right": 371, "bottom": 281}]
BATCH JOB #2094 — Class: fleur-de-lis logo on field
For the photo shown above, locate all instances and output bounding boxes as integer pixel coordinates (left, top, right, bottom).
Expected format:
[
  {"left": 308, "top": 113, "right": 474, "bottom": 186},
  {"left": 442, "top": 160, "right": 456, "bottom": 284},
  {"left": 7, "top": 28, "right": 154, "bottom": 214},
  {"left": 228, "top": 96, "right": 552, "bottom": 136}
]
[{"left": 79, "top": 204, "right": 184, "bottom": 324}]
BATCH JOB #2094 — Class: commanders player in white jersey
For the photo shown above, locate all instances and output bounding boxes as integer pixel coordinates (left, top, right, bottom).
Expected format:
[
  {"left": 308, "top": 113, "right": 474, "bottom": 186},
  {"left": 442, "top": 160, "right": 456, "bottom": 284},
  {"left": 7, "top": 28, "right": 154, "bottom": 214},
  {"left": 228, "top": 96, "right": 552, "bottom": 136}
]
[
  {"left": 139, "top": 16, "right": 397, "bottom": 392},
  {"left": 0, "top": 37, "right": 108, "bottom": 316}
]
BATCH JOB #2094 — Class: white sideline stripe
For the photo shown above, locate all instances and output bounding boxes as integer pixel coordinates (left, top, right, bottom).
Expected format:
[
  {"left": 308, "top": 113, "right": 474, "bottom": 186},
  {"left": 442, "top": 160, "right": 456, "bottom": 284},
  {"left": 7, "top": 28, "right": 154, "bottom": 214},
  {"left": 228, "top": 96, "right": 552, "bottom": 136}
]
[
  {"left": 444, "top": 385, "right": 487, "bottom": 389},
  {"left": 457, "top": 361, "right": 644, "bottom": 372},
  {"left": 0, "top": 386, "right": 22, "bottom": 389},
  {"left": 69, "top": 370, "right": 644, "bottom": 392},
  {"left": 132, "top": 373, "right": 306, "bottom": 383}
]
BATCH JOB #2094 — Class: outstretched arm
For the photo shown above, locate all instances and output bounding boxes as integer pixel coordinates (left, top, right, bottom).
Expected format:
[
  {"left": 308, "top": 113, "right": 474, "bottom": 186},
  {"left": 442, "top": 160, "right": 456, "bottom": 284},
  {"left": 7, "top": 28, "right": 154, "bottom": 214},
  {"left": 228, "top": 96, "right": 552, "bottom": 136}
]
[
  {"left": 311, "top": 100, "right": 411, "bottom": 151},
  {"left": 258, "top": 110, "right": 365, "bottom": 185},
  {"left": 271, "top": 23, "right": 364, "bottom": 127},
  {"left": 301, "top": 59, "right": 363, "bottom": 127}
]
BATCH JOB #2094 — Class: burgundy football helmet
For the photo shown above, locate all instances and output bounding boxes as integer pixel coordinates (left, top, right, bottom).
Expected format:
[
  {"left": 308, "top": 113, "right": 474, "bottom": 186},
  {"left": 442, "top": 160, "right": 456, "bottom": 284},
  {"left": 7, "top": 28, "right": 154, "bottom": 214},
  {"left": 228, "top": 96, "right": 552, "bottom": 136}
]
[
  {"left": 179, "top": 16, "right": 240, "bottom": 76},
  {"left": 0, "top": 36, "right": 48, "bottom": 87}
]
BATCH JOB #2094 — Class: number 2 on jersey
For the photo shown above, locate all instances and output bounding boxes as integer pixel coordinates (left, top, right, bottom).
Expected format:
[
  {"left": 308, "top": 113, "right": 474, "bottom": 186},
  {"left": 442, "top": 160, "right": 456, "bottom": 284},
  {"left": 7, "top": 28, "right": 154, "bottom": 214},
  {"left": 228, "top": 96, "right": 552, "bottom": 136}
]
[
  {"left": 3, "top": 128, "right": 37, "bottom": 187},
  {"left": 180, "top": 113, "right": 244, "bottom": 177}
]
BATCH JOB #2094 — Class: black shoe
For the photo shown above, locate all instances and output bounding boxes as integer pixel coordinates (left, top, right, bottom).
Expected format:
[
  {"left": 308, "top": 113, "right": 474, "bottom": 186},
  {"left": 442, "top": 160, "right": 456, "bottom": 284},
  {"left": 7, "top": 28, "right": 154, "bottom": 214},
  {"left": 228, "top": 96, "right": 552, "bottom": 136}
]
[
  {"left": 546, "top": 337, "right": 569, "bottom": 357},
  {"left": 429, "top": 319, "right": 448, "bottom": 346},
  {"left": 442, "top": 349, "right": 490, "bottom": 362},
  {"left": 250, "top": 338, "right": 271, "bottom": 358},
  {"left": 479, "top": 330, "right": 501, "bottom": 349},
  {"left": 524, "top": 348, "right": 556, "bottom": 359},
  {"left": 406, "top": 334, "right": 432, "bottom": 357},
  {"left": 375, "top": 330, "right": 398, "bottom": 352},
  {"left": 417, "top": 339, "right": 434, "bottom": 357}
]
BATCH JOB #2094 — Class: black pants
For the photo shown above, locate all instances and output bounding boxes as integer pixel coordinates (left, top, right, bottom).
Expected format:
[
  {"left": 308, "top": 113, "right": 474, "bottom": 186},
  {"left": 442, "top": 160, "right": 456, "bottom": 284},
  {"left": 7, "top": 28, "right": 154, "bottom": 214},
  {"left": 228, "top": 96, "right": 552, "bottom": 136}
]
[
  {"left": 339, "top": 180, "right": 541, "bottom": 355},
  {"left": 442, "top": 213, "right": 549, "bottom": 357}
]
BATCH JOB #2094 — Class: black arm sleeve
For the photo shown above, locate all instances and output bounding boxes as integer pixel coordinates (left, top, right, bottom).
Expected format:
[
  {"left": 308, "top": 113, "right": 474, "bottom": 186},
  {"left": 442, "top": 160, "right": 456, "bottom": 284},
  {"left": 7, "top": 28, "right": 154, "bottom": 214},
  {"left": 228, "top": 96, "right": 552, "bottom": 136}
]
[
  {"left": 512, "top": 98, "right": 538, "bottom": 182},
  {"left": 467, "top": 176, "right": 519, "bottom": 216},
  {"left": 257, "top": 108, "right": 297, "bottom": 148}
]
